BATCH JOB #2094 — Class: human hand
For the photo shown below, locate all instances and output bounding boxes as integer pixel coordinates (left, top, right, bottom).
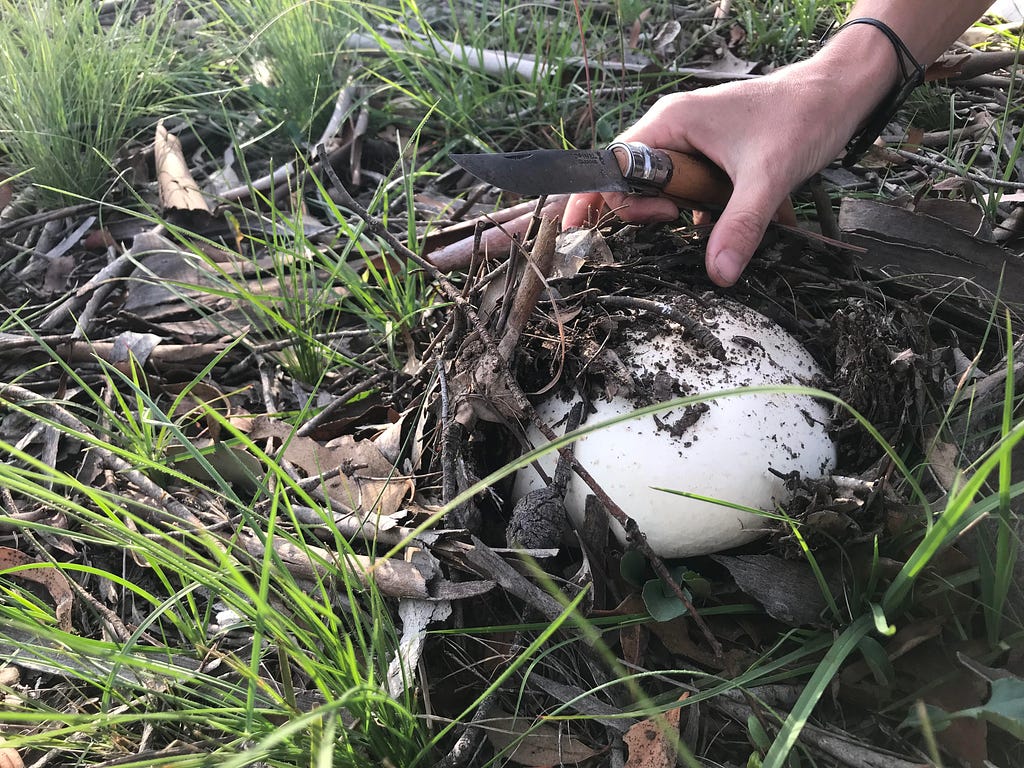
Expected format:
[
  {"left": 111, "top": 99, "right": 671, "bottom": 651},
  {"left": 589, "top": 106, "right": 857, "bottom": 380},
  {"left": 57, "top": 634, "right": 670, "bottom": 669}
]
[{"left": 563, "top": 55, "right": 888, "bottom": 286}]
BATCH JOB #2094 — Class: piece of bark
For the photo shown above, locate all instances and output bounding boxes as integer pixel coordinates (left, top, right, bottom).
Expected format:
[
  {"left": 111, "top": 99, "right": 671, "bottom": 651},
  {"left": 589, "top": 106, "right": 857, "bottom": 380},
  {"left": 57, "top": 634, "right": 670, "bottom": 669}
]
[
  {"left": 427, "top": 196, "right": 568, "bottom": 271},
  {"left": 236, "top": 529, "right": 450, "bottom": 600},
  {"left": 444, "top": 537, "right": 566, "bottom": 622},
  {"left": 838, "top": 198, "right": 1024, "bottom": 315},
  {"left": 497, "top": 216, "right": 558, "bottom": 360},
  {"left": 926, "top": 49, "right": 1021, "bottom": 82},
  {"left": 711, "top": 554, "right": 828, "bottom": 627}
]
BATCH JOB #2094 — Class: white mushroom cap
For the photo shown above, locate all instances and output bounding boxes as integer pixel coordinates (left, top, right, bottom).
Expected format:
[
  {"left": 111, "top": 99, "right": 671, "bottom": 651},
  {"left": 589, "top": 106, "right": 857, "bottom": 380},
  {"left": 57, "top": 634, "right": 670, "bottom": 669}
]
[{"left": 514, "top": 298, "right": 836, "bottom": 558}]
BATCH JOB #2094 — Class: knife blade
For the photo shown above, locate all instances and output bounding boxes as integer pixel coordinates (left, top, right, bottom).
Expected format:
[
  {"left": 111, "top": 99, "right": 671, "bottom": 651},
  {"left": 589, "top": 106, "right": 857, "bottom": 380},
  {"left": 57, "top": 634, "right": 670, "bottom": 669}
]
[{"left": 450, "top": 142, "right": 734, "bottom": 209}]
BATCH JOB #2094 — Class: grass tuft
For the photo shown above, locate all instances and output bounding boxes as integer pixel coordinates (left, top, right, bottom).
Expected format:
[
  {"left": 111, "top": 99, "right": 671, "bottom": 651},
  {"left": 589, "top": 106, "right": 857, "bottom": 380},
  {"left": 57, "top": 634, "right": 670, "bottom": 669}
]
[{"left": 0, "top": 0, "right": 206, "bottom": 206}]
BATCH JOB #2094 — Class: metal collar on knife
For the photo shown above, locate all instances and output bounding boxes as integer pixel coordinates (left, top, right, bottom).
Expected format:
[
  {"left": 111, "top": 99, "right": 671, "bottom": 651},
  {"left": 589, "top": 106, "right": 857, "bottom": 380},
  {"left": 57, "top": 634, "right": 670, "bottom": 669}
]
[{"left": 607, "top": 141, "right": 672, "bottom": 194}]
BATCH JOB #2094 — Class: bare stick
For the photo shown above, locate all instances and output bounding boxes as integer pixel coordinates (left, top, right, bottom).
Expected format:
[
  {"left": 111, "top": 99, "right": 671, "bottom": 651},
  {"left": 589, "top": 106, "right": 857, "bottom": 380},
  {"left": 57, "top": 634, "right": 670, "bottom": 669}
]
[
  {"left": 0, "top": 383, "right": 202, "bottom": 530},
  {"left": 497, "top": 215, "right": 558, "bottom": 360}
]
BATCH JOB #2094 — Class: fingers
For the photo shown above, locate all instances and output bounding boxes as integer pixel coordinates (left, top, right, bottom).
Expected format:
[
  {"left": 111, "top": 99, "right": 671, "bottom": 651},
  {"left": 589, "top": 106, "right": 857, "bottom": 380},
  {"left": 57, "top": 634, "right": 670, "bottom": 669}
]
[
  {"left": 561, "top": 192, "right": 604, "bottom": 229},
  {"left": 563, "top": 94, "right": 699, "bottom": 231},
  {"left": 562, "top": 191, "right": 679, "bottom": 230},
  {"left": 705, "top": 180, "right": 787, "bottom": 287}
]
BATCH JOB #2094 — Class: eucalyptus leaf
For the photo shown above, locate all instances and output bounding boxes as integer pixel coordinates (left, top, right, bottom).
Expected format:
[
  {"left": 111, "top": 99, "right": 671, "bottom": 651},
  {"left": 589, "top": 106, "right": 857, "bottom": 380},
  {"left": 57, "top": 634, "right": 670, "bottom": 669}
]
[{"left": 641, "top": 566, "right": 693, "bottom": 623}]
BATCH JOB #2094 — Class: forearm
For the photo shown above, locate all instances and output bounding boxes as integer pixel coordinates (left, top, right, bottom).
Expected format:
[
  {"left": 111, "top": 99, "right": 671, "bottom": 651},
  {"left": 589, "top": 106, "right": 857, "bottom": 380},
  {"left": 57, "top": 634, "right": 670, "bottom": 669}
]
[
  {"left": 562, "top": 0, "right": 993, "bottom": 283},
  {"left": 797, "top": 0, "right": 989, "bottom": 146},
  {"left": 845, "top": 0, "right": 992, "bottom": 66}
]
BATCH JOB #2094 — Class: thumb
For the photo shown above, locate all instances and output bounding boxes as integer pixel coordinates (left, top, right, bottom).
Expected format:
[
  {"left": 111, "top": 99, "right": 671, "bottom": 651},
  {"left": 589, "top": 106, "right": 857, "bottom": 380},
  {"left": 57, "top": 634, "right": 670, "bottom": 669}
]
[{"left": 704, "top": 182, "right": 785, "bottom": 287}]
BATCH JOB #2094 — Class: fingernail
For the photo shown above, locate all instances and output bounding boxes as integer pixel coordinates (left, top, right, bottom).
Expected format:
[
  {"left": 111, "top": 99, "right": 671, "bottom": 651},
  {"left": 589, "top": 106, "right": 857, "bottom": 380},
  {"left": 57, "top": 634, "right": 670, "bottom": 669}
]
[{"left": 710, "top": 249, "right": 744, "bottom": 286}]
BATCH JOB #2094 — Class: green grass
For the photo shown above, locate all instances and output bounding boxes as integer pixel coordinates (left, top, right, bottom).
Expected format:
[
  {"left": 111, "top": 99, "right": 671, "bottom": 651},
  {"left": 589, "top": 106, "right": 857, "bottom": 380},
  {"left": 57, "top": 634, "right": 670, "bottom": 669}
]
[
  {"left": 0, "top": 0, "right": 212, "bottom": 207},
  {"left": 731, "top": 0, "right": 851, "bottom": 64},
  {"left": 0, "top": 362, "right": 426, "bottom": 766},
  {"left": 198, "top": 0, "right": 358, "bottom": 142}
]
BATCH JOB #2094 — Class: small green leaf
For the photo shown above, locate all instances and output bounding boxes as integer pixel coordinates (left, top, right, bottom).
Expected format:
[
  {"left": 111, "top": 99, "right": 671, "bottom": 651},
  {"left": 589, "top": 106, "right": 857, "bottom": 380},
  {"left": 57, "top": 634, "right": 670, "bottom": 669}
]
[
  {"left": 870, "top": 602, "right": 896, "bottom": 636},
  {"left": 619, "top": 550, "right": 648, "bottom": 587},
  {"left": 976, "top": 677, "right": 1024, "bottom": 739},
  {"left": 900, "top": 702, "right": 954, "bottom": 733},
  {"left": 746, "top": 714, "right": 771, "bottom": 753},
  {"left": 856, "top": 635, "right": 895, "bottom": 687},
  {"left": 641, "top": 567, "right": 693, "bottom": 622}
]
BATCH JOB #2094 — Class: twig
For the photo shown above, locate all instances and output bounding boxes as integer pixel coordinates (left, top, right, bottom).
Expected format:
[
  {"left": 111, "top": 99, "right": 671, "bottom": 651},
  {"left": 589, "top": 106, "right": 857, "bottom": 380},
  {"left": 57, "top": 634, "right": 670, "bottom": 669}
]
[
  {"left": 436, "top": 358, "right": 459, "bottom": 507},
  {"left": 0, "top": 202, "right": 95, "bottom": 237},
  {"left": 891, "top": 147, "right": 1024, "bottom": 191},
  {"left": 218, "top": 143, "right": 350, "bottom": 204},
  {"left": 807, "top": 176, "right": 840, "bottom": 241},
  {"left": 597, "top": 294, "right": 727, "bottom": 361},
  {"left": 313, "top": 84, "right": 357, "bottom": 150},
  {"left": 316, "top": 144, "right": 724, "bottom": 657},
  {"left": 0, "top": 384, "right": 203, "bottom": 530},
  {"left": 427, "top": 196, "right": 569, "bottom": 271},
  {"left": 434, "top": 663, "right": 503, "bottom": 768},
  {"left": 296, "top": 370, "right": 390, "bottom": 437},
  {"left": 497, "top": 215, "right": 558, "bottom": 360},
  {"left": 245, "top": 328, "right": 367, "bottom": 355}
]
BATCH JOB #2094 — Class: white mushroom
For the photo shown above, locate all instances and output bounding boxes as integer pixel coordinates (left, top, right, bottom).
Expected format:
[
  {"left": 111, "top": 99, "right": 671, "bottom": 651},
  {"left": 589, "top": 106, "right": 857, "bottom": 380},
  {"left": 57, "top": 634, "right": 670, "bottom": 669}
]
[{"left": 514, "top": 297, "right": 836, "bottom": 558}]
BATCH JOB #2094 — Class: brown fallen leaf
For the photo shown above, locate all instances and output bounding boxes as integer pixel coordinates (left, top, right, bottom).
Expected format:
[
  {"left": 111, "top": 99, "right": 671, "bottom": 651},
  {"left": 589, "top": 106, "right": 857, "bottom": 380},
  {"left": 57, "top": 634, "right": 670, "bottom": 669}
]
[
  {"left": 622, "top": 693, "right": 688, "bottom": 768},
  {"left": 619, "top": 622, "right": 648, "bottom": 668},
  {"left": 482, "top": 708, "right": 602, "bottom": 766},
  {"left": 155, "top": 120, "right": 211, "bottom": 218},
  {"left": 0, "top": 547, "right": 73, "bottom": 632},
  {"left": 250, "top": 416, "right": 413, "bottom": 517},
  {"left": 711, "top": 554, "right": 828, "bottom": 627},
  {"left": 0, "top": 741, "right": 23, "bottom": 768}
]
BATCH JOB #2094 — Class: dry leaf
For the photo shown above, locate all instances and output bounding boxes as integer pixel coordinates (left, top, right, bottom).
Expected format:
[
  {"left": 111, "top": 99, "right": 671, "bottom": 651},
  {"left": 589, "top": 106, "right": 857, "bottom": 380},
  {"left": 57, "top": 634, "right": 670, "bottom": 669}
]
[
  {"left": 0, "top": 547, "right": 73, "bottom": 632},
  {"left": 155, "top": 120, "right": 211, "bottom": 216},
  {"left": 554, "top": 228, "right": 612, "bottom": 277},
  {"left": 619, "top": 623, "right": 648, "bottom": 668},
  {"left": 483, "top": 709, "right": 601, "bottom": 766},
  {"left": 652, "top": 20, "right": 682, "bottom": 58},
  {"left": 711, "top": 554, "right": 828, "bottom": 627},
  {"left": 250, "top": 417, "right": 414, "bottom": 517},
  {"left": 0, "top": 744, "right": 23, "bottom": 768},
  {"left": 110, "top": 331, "right": 164, "bottom": 367},
  {"left": 623, "top": 694, "right": 688, "bottom": 768}
]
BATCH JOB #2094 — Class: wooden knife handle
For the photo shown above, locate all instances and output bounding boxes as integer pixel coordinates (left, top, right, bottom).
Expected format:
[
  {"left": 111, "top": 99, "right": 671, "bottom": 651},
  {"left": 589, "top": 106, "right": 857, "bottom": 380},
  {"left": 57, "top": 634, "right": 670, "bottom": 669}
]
[
  {"left": 610, "top": 143, "right": 795, "bottom": 222},
  {"left": 610, "top": 143, "right": 731, "bottom": 209}
]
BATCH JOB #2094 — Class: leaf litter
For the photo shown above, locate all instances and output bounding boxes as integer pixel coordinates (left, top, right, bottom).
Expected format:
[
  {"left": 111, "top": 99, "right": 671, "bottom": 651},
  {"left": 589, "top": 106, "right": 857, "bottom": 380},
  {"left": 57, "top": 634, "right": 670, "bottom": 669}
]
[{"left": 1, "top": 6, "right": 1024, "bottom": 768}]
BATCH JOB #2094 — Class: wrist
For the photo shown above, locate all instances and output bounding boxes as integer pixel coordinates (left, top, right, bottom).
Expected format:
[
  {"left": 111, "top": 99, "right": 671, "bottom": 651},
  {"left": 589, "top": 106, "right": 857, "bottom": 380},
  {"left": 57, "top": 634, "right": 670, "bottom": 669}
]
[
  {"left": 813, "top": 22, "right": 904, "bottom": 124},
  {"left": 822, "top": 19, "right": 927, "bottom": 164}
]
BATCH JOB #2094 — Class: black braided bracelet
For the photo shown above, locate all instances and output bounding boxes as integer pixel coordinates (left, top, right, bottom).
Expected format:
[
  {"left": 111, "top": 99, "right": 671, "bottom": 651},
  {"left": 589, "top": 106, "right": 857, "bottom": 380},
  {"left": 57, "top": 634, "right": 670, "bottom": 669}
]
[{"left": 829, "top": 17, "right": 926, "bottom": 166}]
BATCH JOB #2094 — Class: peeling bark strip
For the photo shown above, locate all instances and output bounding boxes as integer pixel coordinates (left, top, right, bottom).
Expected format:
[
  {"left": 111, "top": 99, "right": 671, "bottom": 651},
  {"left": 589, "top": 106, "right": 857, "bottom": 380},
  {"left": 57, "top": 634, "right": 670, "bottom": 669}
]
[
  {"left": 0, "top": 546, "right": 73, "bottom": 632},
  {"left": 236, "top": 529, "right": 432, "bottom": 599},
  {"left": 426, "top": 196, "right": 568, "bottom": 272},
  {"left": 154, "top": 121, "right": 211, "bottom": 216},
  {"left": 839, "top": 198, "right": 1024, "bottom": 311},
  {"left": 497, "top": 215, "right": 559, "bottom": 360}
]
